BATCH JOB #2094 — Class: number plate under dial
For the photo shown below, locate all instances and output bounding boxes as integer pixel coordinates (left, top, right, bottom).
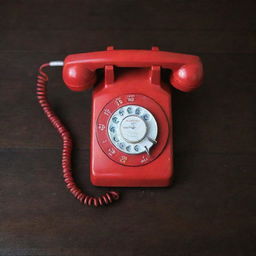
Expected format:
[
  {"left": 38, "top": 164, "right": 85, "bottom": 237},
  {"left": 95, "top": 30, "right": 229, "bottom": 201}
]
[{"left": 96, "top": 94, "right": 169, "bottom": 166}]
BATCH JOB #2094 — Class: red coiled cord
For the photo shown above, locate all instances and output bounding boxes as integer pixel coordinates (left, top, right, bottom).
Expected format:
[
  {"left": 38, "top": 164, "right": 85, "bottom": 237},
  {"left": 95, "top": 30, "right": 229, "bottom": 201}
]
[{"left": 36, "top": 63, "right": 120, "bottom": 207}]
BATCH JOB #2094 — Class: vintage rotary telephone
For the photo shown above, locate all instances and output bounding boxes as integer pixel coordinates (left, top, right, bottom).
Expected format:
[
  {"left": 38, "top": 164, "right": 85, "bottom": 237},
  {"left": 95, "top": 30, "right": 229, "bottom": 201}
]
[{"left": 37, "top": 46, "right": 203, "bottom": 207}]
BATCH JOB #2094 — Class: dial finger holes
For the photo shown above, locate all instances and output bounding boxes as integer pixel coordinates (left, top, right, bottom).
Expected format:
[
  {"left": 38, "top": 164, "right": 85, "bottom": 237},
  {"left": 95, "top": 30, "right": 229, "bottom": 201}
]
[
  {"left": 127, "top": 107, "right": 133, "bottom": 114},
  {"left": 135, "top": 107, "right": 141, "bottom": 115},
  {"left": 134, "top": 145, "right": 140, "bottom": 151},
  {"left": 108, "top": 105, "right": 158, "bottom": 155},
  {"left": 119, "top": 109, "right": 124, "bottom": 116},
  {"left": 143, "top": 114, "right": 150, "bottom": 121},
  {"left": 112, "top": 116, "right": 119, "bottom": 124},
  {"left": 110, "top": 126, "right": 115, "bottom": 133}
]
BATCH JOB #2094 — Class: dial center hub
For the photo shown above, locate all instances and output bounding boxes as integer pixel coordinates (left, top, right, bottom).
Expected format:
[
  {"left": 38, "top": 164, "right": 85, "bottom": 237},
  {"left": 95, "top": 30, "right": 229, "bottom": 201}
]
[{"left": 120, "top": 115, "right": 147, "bottom": 143}]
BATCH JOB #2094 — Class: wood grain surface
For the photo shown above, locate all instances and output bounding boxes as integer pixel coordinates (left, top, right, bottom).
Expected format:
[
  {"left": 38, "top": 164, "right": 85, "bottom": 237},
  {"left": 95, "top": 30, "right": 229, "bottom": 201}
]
[{"left": 0, "top": 0, "right": 255, "bottom": 255}]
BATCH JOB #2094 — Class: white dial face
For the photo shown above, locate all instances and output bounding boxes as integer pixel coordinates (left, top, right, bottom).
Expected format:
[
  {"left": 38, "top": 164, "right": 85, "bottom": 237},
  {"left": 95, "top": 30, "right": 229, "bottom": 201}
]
[
  {"left": 120, "top": 115, "right": 147, "bottom": 143},
  {"left": 108, "top": 105, "right": 158, "bottom": 155}
]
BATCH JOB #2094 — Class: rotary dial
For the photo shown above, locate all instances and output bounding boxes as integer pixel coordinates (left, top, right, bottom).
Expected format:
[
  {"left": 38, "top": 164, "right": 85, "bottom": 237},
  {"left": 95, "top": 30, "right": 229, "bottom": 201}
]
[{"left": 108, "top": 105, "right": 158, "bottom": 155}]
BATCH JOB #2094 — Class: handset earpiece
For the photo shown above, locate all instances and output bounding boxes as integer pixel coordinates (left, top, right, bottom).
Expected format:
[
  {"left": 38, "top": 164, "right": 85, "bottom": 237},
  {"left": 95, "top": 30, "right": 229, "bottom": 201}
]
[
  {"left": 169, "top": 62, "right": 203, "bottom": 92},
  {"left": 63, "top": 63, "right": 96, "bottom": 92}
]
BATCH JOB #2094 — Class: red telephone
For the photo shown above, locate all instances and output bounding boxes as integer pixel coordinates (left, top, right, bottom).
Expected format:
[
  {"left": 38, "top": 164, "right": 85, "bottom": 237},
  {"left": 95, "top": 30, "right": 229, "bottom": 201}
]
[{"left": 37, "top": 46, "right": 203, "bottom": 207}]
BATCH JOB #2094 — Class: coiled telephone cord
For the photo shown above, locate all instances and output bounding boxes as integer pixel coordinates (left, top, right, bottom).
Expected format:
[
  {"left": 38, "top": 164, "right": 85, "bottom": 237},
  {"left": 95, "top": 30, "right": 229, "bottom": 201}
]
[{"left": 36, "top": 63, "right": 120, "bottom": 207}]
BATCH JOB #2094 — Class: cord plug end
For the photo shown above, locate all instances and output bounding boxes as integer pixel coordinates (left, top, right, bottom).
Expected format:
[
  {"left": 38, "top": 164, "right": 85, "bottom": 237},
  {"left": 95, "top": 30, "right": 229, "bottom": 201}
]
[{"left": 49, "top": 61, "right": 64, "bottom": 67}]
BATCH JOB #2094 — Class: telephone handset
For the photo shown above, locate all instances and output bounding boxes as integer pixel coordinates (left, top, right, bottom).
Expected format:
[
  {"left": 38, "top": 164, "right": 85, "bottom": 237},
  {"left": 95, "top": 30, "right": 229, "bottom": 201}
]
[{"left": 37, "top": 47, "right": 203, "bottom": 207}]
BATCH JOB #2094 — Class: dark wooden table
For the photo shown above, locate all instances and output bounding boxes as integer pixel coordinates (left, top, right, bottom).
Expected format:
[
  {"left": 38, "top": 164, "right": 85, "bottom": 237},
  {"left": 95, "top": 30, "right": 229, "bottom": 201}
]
[{"left": 1, "top": 1, "right": 255, "bottom": 255}]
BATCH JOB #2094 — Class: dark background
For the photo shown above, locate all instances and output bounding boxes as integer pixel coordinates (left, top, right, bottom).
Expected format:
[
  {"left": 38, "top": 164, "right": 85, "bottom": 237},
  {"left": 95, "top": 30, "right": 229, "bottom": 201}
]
[{"left": 0, "top": 0, "right": 255, "bottom": 255}]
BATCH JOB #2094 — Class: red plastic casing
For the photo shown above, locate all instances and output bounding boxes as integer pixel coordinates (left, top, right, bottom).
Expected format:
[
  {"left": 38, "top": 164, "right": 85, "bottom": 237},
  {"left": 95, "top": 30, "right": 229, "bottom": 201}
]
[{"left": 62, "top": 47, "right": 203, "bottom": 187}]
